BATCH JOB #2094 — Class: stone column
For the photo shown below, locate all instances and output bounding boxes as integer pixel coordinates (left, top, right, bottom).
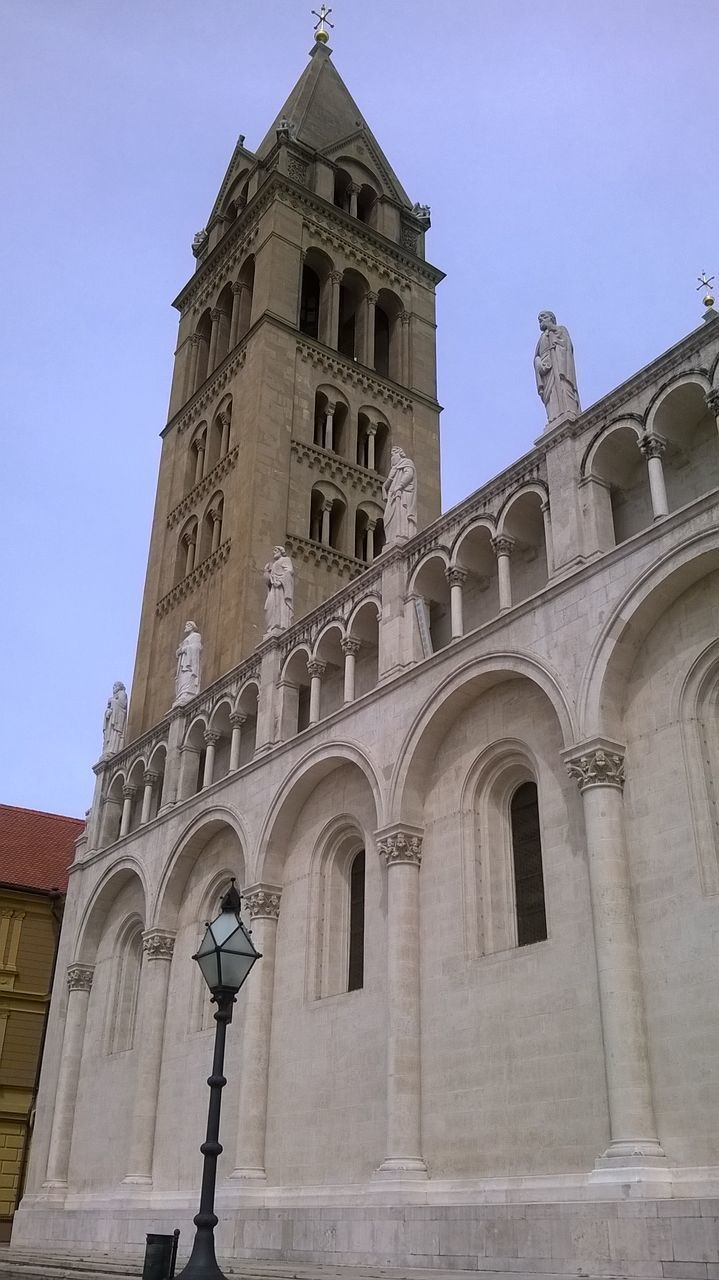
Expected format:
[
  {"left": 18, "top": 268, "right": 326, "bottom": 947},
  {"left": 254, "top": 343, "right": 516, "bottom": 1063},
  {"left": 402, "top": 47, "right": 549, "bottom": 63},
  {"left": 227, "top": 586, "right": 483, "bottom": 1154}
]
[
  {"left": 307, "top": 659, "right": 326, "bottom": 725},
  {"left": 541, "top": 500, "right": 554, "bottom": 576},
  {"left": 183, "top": 530, "right": 196, "bottom": 578},
  {"left": 140, "top": 770, "right": 159, "bottom": 825},
  {"left": 238, "top": 281, "right": 252, "bottom": 338},
  {"left": 348, "top": 182, "right": 360, "bottom": 219},
  {"left": 122, "top": 932, "right": 175, "bottom": 1185},
  {"left": 44, "top": 964, "right": 94, "bottom": 1187},
  {"left": 446, "top": 566, "right": 467, "bottom": 639},
  {"left": 229, "top": 281, "right": 243, "bottom": 349},
  {"left": 329, "top": 271, "right": 342, "bottom": 350},
  {"left": 219, "top": 411, "right": 231, "bottom": 459},
  {"left": 210, "top": 506, "right": 222, "bottom": 554},
  {"left": 706, "top": 388, "right": 719, "bottom": 436},
  {"left": 159, "top": 710, "right": 185, "bottom": 811},
  {"left": 492, "top": 535, "right": 515, "bottom": 613},
  {"left": 208, "top": 306, "right": 223, "bottom": 372},
  {"left": 324, "top": 402, "right": 336, "bottom": 452},
  {"left": 229, "top": 712, "right": 247, "bottom": 772},
  {"left": 193, "top": 437, "right": 205, "bottom": 486},
  {"left": 231, "top": 885, "right": 282, "bottom": 1181},
  {"left": 400, "top": 311, "right": 411, "bottom": 386},
  {"left": 366, "top": 519, "right": 377, "bottom": 564},
  {"left": 202, "top": 731, "right": 220, "bottom": 788},
  {"left": 564, "top": 741, "right": 665, "bottom": 1167},
  {"left": 374, "top": 828, "right": 426, "bottom": 1179},
  {"left": 320, "top": 499, "right": 332, "bottom": 546},
  {"left": 341, "top": 638, "right": 361, "bottom": 703},
  {"left": 365, "top": 291, "right": 378, "bottom": 368},
  {"left": 366, "top": 423, "right": 377, "bottom": 471},
  {"left": 119, "top": 784, "right": 137, "bottom": 839},
  {"left": 638, "top": 433, "right": 669, "bottom": 520},
  {"left": 186, "top": 334, "right": 202, "bottom": 399}
]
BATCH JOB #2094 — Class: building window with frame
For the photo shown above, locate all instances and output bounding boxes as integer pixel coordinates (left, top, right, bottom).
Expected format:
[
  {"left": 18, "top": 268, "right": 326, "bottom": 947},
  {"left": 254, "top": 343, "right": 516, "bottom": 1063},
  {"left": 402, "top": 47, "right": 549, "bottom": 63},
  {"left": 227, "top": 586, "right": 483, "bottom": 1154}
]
[
  {"left": 510, "top": 781, "right": 547, "bottom": 946},
  {"left": 347, "top": 849, "right": 365, "bottom": 991}
]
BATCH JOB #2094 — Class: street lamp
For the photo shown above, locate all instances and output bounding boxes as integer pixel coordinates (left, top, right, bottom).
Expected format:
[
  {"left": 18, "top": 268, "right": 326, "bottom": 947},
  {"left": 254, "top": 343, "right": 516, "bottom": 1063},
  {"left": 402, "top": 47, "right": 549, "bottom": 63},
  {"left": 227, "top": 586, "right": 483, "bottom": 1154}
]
[{"left": 177, "top": 880, "right": 261, "bottom": 1280}]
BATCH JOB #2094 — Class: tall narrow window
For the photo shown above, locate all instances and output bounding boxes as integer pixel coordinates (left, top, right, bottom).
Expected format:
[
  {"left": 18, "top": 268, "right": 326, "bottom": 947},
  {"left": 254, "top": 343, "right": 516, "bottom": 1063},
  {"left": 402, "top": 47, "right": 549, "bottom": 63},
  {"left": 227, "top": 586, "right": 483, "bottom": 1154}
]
[
  {"left": 510, "top": 782, "right": 547, "bottom": 946},
  {"left": 347, "top": 849, "right": 365, "bottom": 991},
  {"left": 111, "top": 928, "right": 143, "bottom": 1053},
  {"left": 300, "top": 266, "right": 320, "bottom": 339}
]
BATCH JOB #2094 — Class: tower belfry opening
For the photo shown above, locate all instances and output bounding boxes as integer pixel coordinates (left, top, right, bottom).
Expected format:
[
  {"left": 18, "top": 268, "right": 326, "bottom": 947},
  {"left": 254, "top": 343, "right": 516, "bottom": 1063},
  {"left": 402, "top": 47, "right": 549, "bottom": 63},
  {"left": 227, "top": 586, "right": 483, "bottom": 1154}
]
[{"left": 127, "top": 38, "right": 443, "bottom": 738}]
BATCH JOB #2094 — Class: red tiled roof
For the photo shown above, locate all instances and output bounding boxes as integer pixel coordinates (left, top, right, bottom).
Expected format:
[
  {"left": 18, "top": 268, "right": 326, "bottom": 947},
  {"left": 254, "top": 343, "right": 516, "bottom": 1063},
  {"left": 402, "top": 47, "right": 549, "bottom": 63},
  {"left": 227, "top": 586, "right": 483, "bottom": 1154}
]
[{"left": 0, "top": 805, "right": 84, "bottom": 894}]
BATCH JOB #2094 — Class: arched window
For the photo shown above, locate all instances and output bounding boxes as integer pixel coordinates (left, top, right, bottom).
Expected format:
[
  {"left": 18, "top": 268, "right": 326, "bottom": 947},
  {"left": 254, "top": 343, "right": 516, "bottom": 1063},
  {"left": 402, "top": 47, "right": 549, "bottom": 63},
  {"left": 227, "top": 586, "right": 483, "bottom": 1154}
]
[
  {"left": 347, "top": 849, "right": 365, "bottom": 991},
  {"left": 300, "top": 265, "right": 321, "bottom": 339},
  {"left": 334, "top": 168, "right": 352, "bottom": 211},
  {"left": 110, "top": 924, "right": 143, "bottom": 1053},
  {"left": 194, "top": 310, "right": 212, "bottom": 390},
  {"left": 175, "top": 517, "right": 198, "bottom": 584},
  {"left": 187, "top": 424, "right": 208, "bottom": 492},
  {"left": 510, "top": 781, "right": 547, "bottom": 946}
]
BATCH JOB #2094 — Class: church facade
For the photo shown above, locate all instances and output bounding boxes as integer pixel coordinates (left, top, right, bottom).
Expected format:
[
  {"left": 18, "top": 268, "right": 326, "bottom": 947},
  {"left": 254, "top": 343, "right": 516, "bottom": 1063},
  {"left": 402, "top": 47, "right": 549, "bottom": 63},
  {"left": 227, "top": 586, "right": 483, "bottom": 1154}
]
[{"left": 14, "top": 36, "right": 719, "bottom": 1279}]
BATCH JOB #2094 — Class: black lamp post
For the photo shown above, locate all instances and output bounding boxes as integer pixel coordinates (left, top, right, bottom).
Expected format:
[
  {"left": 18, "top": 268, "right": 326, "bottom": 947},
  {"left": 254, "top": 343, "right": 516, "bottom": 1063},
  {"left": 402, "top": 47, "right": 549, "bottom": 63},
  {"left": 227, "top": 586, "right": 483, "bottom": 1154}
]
[{"left": 177, "top": 880, "right": 261, "bottom": 1280}]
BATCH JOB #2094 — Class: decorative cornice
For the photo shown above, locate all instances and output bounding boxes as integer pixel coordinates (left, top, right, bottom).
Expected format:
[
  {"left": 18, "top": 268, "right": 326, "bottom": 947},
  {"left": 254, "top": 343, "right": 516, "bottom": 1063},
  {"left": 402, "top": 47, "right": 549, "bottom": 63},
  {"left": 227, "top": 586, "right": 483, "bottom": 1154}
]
[
  {"left": 285, "top": 533, "right": 364, "bottom": 581},
  {"left": 142, "top": 930, "right": 176, "bottom": 961},
  {"left": 563, "top": 739, "right": 626, "bottom": 791},
  {"left": 376, "top": 827, "right": 423, "bottom": 869},
  {"left": 297, "top": 338, "right": 413, "bottom": 412},
  {"left": 243, "top": 884, "right": 282, "bottom": 920},
  {"left": 156, "top": 540, "right": 231, "bottom": 618},
  {"left": 165, "top": 347, "right": 247, "bottom": 439},
  {"left": 167, "top": 447, "right": 239, "bottom": 530},
  {"left": 67, "top": 964, "right": 94, "bottom": 993},
  {"left": 290, "top": 439, "right": 384, "bottom": 499}
]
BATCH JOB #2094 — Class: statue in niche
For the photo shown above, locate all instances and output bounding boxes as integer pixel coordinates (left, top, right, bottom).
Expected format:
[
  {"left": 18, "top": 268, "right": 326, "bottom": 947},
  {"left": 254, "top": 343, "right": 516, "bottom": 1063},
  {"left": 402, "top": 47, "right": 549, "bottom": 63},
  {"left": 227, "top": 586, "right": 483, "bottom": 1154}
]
[
  {"left": 263, "top": 546, "right": 294, "bottom": 637},
  {"left": 173, "top": 621, "right": 202, "bottom": 707},
  {"left": 101, "top": 682, "right": 127, "bottom": 758},
  {"left": 383, "top": 446, "right": 418, "bottom": 546},
  {"left": 534, "top": 311, "right": 581, "bottom": 424}
]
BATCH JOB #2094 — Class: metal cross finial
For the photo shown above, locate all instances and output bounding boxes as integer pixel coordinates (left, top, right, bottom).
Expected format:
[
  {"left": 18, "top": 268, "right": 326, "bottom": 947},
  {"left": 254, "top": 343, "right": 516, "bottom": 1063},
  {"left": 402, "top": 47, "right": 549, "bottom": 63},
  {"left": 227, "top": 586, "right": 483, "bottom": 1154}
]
[
  {"left": 312, "top": 4, "right": 334, "bottom": 42},
  {"left": 698, "top": 272, "right": 716, "bottom": 309}
]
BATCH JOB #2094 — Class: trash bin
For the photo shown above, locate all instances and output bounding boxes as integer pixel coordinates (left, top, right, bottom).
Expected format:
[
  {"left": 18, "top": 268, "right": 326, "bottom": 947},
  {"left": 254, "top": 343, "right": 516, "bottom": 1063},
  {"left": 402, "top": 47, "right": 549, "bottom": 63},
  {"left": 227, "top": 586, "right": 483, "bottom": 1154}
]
[{"left": 142, "top": 1229, "right": 180, "bottom": 1280}]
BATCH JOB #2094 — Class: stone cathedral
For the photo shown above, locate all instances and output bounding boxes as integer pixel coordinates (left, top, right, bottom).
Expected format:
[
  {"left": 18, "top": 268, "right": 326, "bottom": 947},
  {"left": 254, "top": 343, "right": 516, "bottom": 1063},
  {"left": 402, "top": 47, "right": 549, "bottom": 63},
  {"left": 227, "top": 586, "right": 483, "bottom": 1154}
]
[{"left": 14, "top": 28, "right": 719, "bottom": 1279}]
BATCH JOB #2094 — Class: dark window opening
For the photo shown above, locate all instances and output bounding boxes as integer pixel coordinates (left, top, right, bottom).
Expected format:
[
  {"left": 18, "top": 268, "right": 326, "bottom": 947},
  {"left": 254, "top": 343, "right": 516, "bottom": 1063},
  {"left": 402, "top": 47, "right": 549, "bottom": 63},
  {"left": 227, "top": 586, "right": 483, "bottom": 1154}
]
[
  {"left": 300, "top": 266, "right": 320, "bottom": 340},
  {"left": 374, "top": 308, "right": 390, "bottom": 377},
  {"left": 348, "top": 849, "right": 365, "bottom": 991},
  {"left": 510, "top": 781, "right": 547, "bottom": 946}
]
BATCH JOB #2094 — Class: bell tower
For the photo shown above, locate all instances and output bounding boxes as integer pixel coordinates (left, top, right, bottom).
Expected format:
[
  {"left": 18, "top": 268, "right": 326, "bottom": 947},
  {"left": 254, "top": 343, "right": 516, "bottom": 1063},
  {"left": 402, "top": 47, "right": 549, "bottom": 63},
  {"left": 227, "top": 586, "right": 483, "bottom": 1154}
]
[{"left": 127, "top": 34, "right": 444, "bottom": 739}]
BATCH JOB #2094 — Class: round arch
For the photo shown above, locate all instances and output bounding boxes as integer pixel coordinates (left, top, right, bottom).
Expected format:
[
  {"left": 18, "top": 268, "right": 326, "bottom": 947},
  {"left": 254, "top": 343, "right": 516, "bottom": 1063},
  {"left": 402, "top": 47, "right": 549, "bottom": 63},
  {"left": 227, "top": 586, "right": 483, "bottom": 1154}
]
[
  {"left": 645, "top": 371, "right": 712, "bottom": 436},
  {"left": 255, "top": 742, "right": 385, "bottom": 884},
  {"left": 73, "top": 858, "right": 149, "bottom": 965},
  {"left": 152, "top": 807, "right": 249, "bottom": 930},
  {"left": 496, "top": 482, "right": 548, "bottom": 533},
  {"left": 390, "top": 653, "right": 576, "bottom": 828},
  {"left": 578, "top": 529, "right": 719, "bottom": 740}
]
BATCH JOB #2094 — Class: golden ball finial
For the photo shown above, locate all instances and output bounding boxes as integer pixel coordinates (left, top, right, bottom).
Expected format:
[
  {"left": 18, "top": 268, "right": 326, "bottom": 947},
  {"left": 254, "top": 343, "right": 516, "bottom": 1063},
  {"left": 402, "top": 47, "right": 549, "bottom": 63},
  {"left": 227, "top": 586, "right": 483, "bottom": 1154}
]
[
  {"left": 704, "top": 292, "right": 716, "bottom": 309},
  {"left": 315, "top": 27, "right": 329, "bottom": 42}
]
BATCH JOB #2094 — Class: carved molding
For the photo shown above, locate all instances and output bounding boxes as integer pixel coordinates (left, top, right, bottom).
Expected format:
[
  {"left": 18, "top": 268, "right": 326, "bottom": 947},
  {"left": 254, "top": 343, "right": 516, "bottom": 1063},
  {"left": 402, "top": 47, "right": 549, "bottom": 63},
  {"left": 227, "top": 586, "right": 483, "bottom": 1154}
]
[
  {"left": 142, "top": 930, "right": 176, "bottom": 961},
  {"left": 67, "top": 964, "right": 94, "bottom": 993},
  {"left": 638, "top": 432, "right": 666, "bottom": 461},
  {"left": 290, "top": 439, "right": 385, "bottom": 498},
  {"left": 167, "top": 447, "right": 239, "bottom": 530},
  {"left": 243, "top": 884, "right": 282, "bottom": 920},
  {"left": 170, "top": 348, "right": 247, "bottom": 439},
  {"left": 376, "top": 828, "right": 423, "bottom": 869},
  {"left": 156, "top": 539, "right": 231, "bottom": 618},
  {"left": 564, "top": 741, "right": 626, "bottom": 791},
  {"left": 285, "top": 533, "right": 364, "bottom": 581},
  {"left": 297, "top": 339, "right": 412, "bottom": 412}
]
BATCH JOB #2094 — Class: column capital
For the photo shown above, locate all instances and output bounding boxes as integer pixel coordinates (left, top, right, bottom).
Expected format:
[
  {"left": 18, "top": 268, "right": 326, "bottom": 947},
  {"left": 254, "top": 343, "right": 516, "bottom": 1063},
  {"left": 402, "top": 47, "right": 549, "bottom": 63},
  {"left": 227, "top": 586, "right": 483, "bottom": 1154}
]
[
  {"left": 341, "top": 637, "right": 361, "bottom": 657},
  {"left": 190, "top": 333, "right": 203, "bottom": 348},
  {"left": 706, "top": 387, "right": 719, "bottom": 416},
  {"left": 347, "top": 181, "right": 362, "bottom": 195},
  {"left": 230, "top": 711, "right": 248, "bottom": 727},
  {"left": 365, "top": 421, "right": 378, "bottom": 437},
  {"left": 491, "top": 534, "right": 515, "bottom": 558},
  {"left": 366, "top": 290, "right": 379, "bottom": 305},
  {"left": 307, "top": 658, "right": 326, "bottom": 679},
  {"left": 209, "top": 506, "right": 223, "bottom": 524},
  {"left": 400, "top": 310, "right": 411, "bottom": 326},
  {"left": 203, "top": 729, "right": 221, "bottom": 746},
  {"left": 191, "top": 436, "right": 205, "bottom": 454},
  {"left": 243, "top": 883, "right": 282, "bottom": 921},
  {"left": 67, "top": 963, "right": 94, "bottom": 993},
  {"left": 142, "top": 929, "right": 176, "bottom": 961},
  {"left": 375, "top": 824, "right": 424, "bottom": 868},
  {"left": 182, "top": 529, "right": 196, "bottom": 547},
  {"left": 122, "top": 783, "right": 138, "bottom": 799},
  {"left": 143, "top": 769, "right": 159, "bottom": 787},
  {"left": 638, "top": 431, "right": 666, "bottom": 460},
  {"left": 210, "top": 306, "right": 223, "bottom": 322},
  {"left": 217, "top": 409, "right": 231, "bottom": 427},
  {"left": 231, "top": 279, "right": 243, "bottom": 295},
  {"left": 330, "top": 269, "right": 343, "bottom": 285},
  {"left": 324, "top": 400, "right": 337, "bottom": 416},
  {"left": 562, "top": 737, "right": 626, "bottom": 791},
  {"left": 445, "top": 565, "right": 467, "bottom": 587}
]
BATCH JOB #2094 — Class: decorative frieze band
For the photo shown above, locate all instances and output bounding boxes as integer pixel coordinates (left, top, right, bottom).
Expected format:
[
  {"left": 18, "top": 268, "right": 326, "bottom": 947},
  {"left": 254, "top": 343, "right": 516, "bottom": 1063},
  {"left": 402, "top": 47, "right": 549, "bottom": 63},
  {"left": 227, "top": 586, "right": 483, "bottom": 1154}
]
[
  {"left": 376, "top": 827, "right": 424, "bottom": 869},
  {"left": 142, "top": 930, "right": 176, "bottom": 962},
  {"left": 290, "top": 439, "right": 384, "bottom": 499},
  {"left": 564, "top": 739, "right": 626, "bottom": 791},
  {"left": 285, "top": 534, "right": 364, "bottom": 581},
  {"left": 67, "top": 964, "right": 94, "bottom": 993},
  {"left": 169, "top": 349, "right": 247, "bottom": 439},
  {"left": 296, "top": 339, "right": 412, "bottom": 413},
  {"left": 167, "top": 446, "right": 239, "bottom": 530},
  {"left": 243, "top": 884, "right": 282, "bottom": 921},
  {"left": 156, "top": 539, "right": 231, "bottom": 617}
]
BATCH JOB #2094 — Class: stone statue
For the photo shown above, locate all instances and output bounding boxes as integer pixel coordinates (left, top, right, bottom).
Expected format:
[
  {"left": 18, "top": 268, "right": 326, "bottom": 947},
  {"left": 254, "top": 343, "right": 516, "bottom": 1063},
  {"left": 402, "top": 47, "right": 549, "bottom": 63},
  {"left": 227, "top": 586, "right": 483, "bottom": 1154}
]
[
  {"left": 263, "top": 546, "right": 294, "bottom": 637},
  {"left": 191, "top": 228, "right": 208, "bottom": 258},
  {"left": 173, "top": 621, "right": 202, "bottom": 707},
  {"left": 101, "top": 682, "right": 127, "bottom": 758},
  {"left": 383, "top": 446, "right": 418, "bottom": 546},
  {"left": 534, "top": 311, "right": 581, "bottom": 424}
]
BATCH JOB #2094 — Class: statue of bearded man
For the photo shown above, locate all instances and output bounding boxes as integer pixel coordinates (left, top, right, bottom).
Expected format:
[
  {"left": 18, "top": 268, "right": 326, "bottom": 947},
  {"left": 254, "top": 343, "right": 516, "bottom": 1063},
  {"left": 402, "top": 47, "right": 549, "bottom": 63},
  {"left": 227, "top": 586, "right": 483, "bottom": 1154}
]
[
  {"left": 173, "top": 621, "right": 202, "bottom": 707},
  {"left": 534, "top": 311, "right": 581, "bottom": 425},
  {"left": 263, "top": 546, "right": 294, "bottom": 637}
]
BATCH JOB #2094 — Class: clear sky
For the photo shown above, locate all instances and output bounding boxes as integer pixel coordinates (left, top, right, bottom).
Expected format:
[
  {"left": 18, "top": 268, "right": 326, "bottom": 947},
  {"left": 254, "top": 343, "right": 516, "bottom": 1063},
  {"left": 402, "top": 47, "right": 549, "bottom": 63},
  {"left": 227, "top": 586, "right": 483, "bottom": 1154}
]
[{"left": 2, "top": 0, "right": 717, "bottom": 817}]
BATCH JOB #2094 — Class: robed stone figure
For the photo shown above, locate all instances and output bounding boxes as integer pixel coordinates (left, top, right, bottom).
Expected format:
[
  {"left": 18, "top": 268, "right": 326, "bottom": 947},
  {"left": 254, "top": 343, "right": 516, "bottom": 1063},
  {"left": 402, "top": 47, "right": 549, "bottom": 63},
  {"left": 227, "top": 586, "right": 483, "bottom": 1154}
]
[
  {"left": 173, "top": 621, "right": 202, "bottom": 707},
  {"left": 101, "top": 682, "right": 127, "bottom": 758},
  {"left": 534, "top": 311, "right": 581, "bottom": 425},
  {"left": 263, "top": 546, "right": 294, "bottom": 637},
  {"left": 383, "top": 446, "right": 417, "bottom": 546}
]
